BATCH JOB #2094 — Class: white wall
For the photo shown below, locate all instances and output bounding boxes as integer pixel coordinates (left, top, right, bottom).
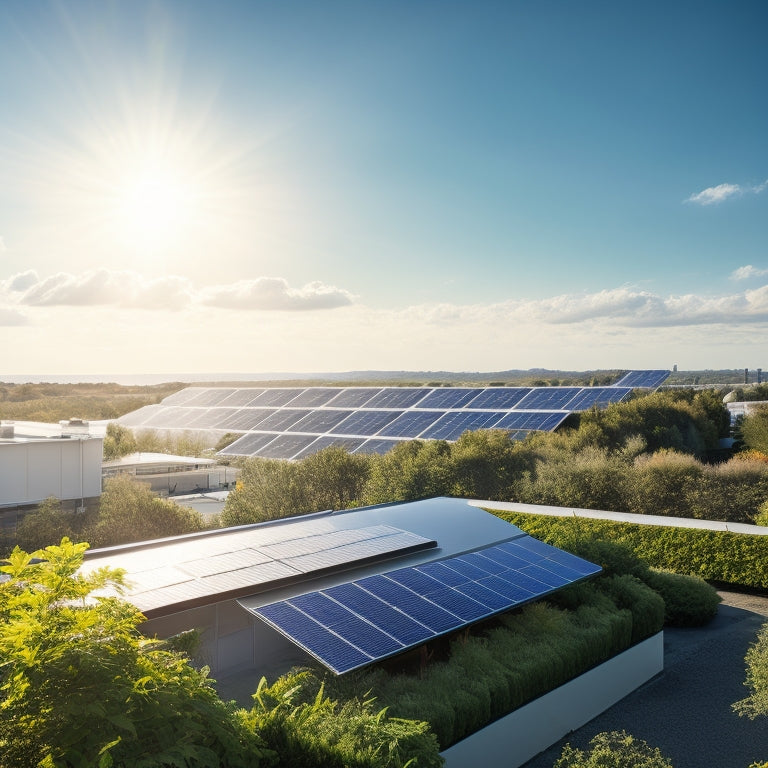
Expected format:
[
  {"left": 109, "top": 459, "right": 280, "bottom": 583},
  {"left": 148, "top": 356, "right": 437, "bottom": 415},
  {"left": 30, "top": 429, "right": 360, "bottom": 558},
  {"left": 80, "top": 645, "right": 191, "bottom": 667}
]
[{"left": 0, "top": 437, "right": 103, "bottom": 506}]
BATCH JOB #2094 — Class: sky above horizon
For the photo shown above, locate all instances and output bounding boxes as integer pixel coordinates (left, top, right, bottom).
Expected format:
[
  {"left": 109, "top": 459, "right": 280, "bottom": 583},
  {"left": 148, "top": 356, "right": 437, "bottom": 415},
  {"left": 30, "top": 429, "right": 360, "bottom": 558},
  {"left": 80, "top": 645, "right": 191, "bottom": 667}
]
[{"left": 1, "top": 0, "right": 767, "bottom": 377}]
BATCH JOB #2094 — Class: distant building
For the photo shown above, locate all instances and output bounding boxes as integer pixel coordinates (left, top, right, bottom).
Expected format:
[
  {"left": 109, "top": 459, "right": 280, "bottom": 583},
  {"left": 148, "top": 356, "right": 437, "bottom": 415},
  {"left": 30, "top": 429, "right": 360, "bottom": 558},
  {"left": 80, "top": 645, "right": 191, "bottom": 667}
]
[
  {"left": 102, "top": 452, "right": 238, "bottom": 495},
  {"left": 0, "top": 420, "right": 103, "bottom": 538}
]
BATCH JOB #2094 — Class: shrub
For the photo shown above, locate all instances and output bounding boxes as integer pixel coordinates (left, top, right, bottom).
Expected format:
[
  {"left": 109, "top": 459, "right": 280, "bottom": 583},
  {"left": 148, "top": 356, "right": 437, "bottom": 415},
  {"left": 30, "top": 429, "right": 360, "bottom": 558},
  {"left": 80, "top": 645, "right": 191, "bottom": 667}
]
[
  {"left": 643, "top": 570, "right": 720, "bottom": 627},
  {"left": 554, "top": 730, "right": 673, "bottom": 767}
]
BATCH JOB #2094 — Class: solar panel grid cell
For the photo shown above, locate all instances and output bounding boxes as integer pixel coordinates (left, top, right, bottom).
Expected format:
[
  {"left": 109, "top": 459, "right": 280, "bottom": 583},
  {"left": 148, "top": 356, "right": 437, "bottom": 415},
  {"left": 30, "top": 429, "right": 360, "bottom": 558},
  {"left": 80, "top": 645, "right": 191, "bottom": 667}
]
[
  {"left": 415, "top": 388, "right": 484, "bottom": 409},
  {"left": 253, "top": 433, "right": 318, "bottom": 459},
  {"left": 420, "top": 411, "right": 507, "bottom": 440},
  {"left": 364, "top": 388, "right": 431, "bottom": 408},
  {"left": 465, "top": 388, "right": 531, "bottom": 409},
  {"left": 217, "top": 389, "right": 267, "bottom": 407},
  {"left": 334, "top": 410, "right": 404, "bottom": 436},
  {"left": 378, "top": 410, "right": 443, "bottom": 438}
]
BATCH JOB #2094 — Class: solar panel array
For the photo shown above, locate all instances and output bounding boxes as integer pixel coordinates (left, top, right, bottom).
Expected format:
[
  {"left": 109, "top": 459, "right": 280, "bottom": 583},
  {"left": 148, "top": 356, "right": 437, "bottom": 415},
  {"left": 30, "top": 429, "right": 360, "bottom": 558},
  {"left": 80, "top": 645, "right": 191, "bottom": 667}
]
[
  {"left": 116, "top": 370, "right": 669, "bottom": 459},
  {"left": 80, "top": 520, "right": 436, "bottom": 617},
  {"left": 250, "top": 535, "right": 602, "bottom": 674},
  {"left": 613, "top": 370, "right": 670, "bottom": 388}
]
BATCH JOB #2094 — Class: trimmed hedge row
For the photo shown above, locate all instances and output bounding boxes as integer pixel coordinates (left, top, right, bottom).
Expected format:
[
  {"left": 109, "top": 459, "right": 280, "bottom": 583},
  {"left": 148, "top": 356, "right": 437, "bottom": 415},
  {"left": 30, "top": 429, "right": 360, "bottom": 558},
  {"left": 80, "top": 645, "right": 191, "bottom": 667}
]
[{"left": 492, "top": 510, "right": 768, "bottom": 590}]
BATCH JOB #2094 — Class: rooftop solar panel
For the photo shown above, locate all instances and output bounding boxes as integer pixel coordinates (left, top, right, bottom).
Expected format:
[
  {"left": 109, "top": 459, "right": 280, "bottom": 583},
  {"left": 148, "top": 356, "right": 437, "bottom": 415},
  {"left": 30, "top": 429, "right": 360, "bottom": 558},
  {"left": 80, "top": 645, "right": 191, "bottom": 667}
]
[
  {"left": 217, "top": 389, "right": 268, "bottom": 407},
  {"left": 325, "top": 388, "right": 382, "bottom": 407},
  {"left": 465, "top": 388, "right": 531, "bottom": 409},
  {"left": 253, "top": 433, "right": 319, "bottom": 460},
  {"left": 251, "top": 535, "right": 600, "bottom": 674},
  {"left": 379, "top": 410, "right": 443, "bottom": 438},
  {"left": 564, "top": 387, "right": 631, "bottom": 409},
  {"left": 515, "top": 387, "right": 582, "bottom": 410},
  {"left": 217, "top": 432, "right": 278, "bottom": 456},
  {"left": 334, "top": 410, "right": 404, "bottom": 436},
  {"left": 613, "top": 370, "right": 670, "bottom": 388},
  {"left": 420, "top": 411, "right": 507, "bottom": 441},
  {"left": 291, "top": 436, "right": 367, "bottom": 460},
  {"left": 363, "top": 388, "right": 430, "bottom": 409},
  {"left": 415, "top": 388, "right": 484, "bottom": 409}
]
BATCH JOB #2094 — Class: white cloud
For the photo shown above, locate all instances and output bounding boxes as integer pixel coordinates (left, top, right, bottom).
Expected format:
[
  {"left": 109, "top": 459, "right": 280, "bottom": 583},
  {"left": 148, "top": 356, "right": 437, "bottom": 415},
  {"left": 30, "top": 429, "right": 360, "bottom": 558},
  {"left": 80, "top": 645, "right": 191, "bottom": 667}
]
[
  {"left": 201, "top": 277, "right": 354, "bottom": 311},
  {"left": 686, "top": 178, "right": 768, "bottom": 206},
  {"left": 0, "top": 307, "right": 28, "bottom": 326},
  {"left": 731, "top": 265, "right": 768, "bottom": 281},
  {"left": 686, "top": 183, "right": 742, "bottom": 205},
  {"left": 3, "top": 269, "right": 354, "bottom": 313}
]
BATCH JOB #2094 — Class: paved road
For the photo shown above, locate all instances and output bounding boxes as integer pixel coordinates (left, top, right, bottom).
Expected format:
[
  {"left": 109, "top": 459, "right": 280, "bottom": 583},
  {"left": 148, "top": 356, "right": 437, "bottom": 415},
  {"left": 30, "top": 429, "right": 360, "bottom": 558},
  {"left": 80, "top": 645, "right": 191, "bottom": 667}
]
[{"left": 521, "top": 591, "right": 768, "bottom": 768}]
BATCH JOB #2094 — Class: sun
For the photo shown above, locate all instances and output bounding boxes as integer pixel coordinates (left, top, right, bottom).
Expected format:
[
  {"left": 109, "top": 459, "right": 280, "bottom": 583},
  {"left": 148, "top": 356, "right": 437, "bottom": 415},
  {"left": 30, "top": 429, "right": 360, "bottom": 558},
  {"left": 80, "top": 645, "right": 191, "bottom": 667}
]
[{"left": 114, "top": 162, "right": 196, "bottom": 254}]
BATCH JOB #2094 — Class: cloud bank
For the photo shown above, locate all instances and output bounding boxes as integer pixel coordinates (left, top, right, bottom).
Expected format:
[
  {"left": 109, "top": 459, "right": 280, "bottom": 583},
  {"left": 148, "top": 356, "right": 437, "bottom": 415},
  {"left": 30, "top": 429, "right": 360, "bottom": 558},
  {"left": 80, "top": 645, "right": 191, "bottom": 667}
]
[
  {"left": 201, "top": 278, "right": 354, "bottom": 310},
  {"left": 731, "top": 265, "right": 768, "bottom": 281}
]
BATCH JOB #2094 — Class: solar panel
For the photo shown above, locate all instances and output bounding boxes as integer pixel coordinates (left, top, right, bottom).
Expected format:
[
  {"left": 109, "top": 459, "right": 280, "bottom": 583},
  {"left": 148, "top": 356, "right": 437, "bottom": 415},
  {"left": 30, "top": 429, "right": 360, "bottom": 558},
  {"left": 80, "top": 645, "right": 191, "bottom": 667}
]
[
  {"left": 363, "top": 388, "right": 430, "bottom": 409},
  {"left": 284, "top": 388, "right": 340, "bottom": 407},
  {"left": 252, "top": 409, "right": 312, "bottom": 431},
  {"left": 248, "top": 389, "right": 301, "bottom": 407},
  {"left": 613, "top": 370, "right": 670, "bottom": 388},
  {"left": 161, "top": 388, "right": 205, "bottom": 406},
  {"left": 183, "top": 389, "right": 235, "bottom": 407},
  {"left": 515, "top": 388, "right": 582, "bottom": 410},
  {"left": 325, "top": 388, "right": 381, "bottom": 407},
  {"left": 415, "top": 388, "right": 484, "bottom": 409},
  {"left": 291, "top": 436, "right": 367, "bottom": 459},
  {"left": 287, "top": 409, "right": 353, "bottom": 434},
  {"left": 420, "top": 411, "right": 506, "bottom": 440},
  {"left": 253, "top": 433, "right": 319, "bottom": 459},
  {"left": 334, "top": 410, "right": 404, "bottom": 436},
  {"left": 493, "top": 411, "right": 569, "bottom": 431},
  {"left": 217, "top": 432, "right": 278, "bottom": 456},
  {"left": 218, "top": 389, "right": 267, "bottom": 407},
  {"left": 564, "top": 387, "right": 631, "bottom": 409},
  {"left": 251, "top": 536, "right": 601, "bottom": 674},
  {"left": 379, "top": 410, "right": 443, "bottom": 438},
  {"left": 353, "top": 439, "right": 401, "bottom": 454},
  {"left": 465, "top": 388, "right": 531, "bottom": 409}
]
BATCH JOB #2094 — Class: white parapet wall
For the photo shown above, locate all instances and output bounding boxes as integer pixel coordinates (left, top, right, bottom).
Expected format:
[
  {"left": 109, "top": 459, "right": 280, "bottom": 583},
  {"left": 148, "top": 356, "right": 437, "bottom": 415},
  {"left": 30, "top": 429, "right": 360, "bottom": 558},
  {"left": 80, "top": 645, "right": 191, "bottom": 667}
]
[{"left": 440, "top": 631, "right": 664, "bottom": 768}]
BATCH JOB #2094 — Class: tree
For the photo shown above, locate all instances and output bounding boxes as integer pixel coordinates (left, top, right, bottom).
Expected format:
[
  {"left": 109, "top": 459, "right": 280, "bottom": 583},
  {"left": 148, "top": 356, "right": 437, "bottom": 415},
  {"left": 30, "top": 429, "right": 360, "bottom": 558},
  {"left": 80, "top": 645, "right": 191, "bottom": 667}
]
[
  {"left": 554, "top": 730, "right": 673, "bottom": 767},
  {"left": 734, "top": 621, "right": 768, "bottom": 720},
  {"left": 15, "top": 496, "right": 75, "bottom": 552},
  {"left": 0, "top": 539, "right": 270, "bottom": 767},
  {"left": 102, "top": 423, "right": 137, "bottom": 461},
  {"left": 88, "top": 475, "right": 205, "bottom": 547},
  {"left": 741, "top": 405, "right": 768, "bottom": 455}
]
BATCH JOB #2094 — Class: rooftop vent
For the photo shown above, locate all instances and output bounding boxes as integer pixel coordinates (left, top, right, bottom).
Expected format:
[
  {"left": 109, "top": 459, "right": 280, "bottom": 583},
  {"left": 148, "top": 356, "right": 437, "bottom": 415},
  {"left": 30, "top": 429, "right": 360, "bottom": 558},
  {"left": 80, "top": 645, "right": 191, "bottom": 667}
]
[
  {"left": 60, "top": 418, "right": 90, "bottom": 436},
  {"left": 0, "top": 423, "right": 15, "bottom": 439}
]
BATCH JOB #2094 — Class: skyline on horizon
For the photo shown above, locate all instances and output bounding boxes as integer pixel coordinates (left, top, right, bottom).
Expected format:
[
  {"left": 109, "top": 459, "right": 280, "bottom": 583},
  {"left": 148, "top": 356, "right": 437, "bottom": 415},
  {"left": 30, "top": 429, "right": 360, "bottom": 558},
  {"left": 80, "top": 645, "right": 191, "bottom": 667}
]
[{"left": 1, "top": 1, "right": 767, "bottom": 376}]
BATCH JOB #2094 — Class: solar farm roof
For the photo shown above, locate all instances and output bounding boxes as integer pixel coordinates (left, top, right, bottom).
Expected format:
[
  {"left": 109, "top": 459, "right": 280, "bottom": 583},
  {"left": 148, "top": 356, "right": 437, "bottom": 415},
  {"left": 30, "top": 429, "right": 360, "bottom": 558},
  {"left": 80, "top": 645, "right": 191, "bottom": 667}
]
[
  {"left": 248, "top": 534, "right": 601, "bottom": 674},
  {"left": 116, "top": 370, "right": 669, "bottom": 460}
]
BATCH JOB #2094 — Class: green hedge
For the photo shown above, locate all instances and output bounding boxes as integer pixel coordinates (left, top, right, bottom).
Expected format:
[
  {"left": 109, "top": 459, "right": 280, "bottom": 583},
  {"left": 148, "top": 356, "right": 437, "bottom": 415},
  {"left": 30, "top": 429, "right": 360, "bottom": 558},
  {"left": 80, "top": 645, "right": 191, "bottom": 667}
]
[{"left": 491, "top": 510, "right": 768, "bottom": 590}]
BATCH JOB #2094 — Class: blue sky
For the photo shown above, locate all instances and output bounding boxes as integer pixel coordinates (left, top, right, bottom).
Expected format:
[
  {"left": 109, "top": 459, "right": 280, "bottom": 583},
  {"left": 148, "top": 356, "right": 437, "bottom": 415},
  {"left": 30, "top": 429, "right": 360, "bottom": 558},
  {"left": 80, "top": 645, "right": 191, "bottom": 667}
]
[{"left": 1, "top": 0, "right": 766, "bottom": 376}]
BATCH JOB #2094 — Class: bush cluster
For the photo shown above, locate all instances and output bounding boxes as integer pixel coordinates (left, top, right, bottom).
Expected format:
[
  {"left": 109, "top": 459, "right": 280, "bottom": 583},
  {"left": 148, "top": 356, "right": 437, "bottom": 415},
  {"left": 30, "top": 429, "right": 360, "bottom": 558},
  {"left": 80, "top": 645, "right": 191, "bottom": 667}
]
[{"left": 496, "top": 509, "right": 768, "bottom": 591}]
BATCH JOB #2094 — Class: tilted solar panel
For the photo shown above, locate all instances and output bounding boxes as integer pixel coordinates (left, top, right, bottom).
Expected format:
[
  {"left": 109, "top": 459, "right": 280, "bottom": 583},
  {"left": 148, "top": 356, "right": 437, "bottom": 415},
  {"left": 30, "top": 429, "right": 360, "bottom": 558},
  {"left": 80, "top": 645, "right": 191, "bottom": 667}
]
[
  {"left": 465, "top": 388, "right": 531, "bottom": 409},
  {"left": 420, "top": 411, "right": 507, "bottom": 441},
  {"left": 325, "top": 388, "right": 382, "bottom": 407},
  {"left": 415, "top": 388, "right": 484, "bottom": 409},
  {"left": 564, "top": 387, "right": 631, "bottom": 410},
  {"left": 334, "top": 410, "right": 403, "bottom": 436},
  {"left": 613, "top": 370, "right": 670, "bottom": 388},
  {"left": 364, "top": 388, "right": 430, "bottom": 409},
  {"left": 493, "top": 410, "right": 569, "bottom": 431},
  {"left": 292, "top": 436, "right": 367, "bottom": 459},
  {"left": 379, "top": 410, "right": 443, "bottom": 438},
  {"left": 251, "top": 535, "right": 601, "bottom": 674},
  {"left": 515, "top": 387, "right": 582, "bottom": 410}
]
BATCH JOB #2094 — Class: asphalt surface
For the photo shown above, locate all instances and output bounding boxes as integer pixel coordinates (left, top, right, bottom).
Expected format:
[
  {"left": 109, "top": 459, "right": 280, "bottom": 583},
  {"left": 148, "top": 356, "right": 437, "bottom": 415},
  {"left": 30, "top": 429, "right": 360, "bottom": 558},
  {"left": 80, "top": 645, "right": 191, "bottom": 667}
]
[{"left": 521, "top": 591, "right": 768, "bottom": 768}]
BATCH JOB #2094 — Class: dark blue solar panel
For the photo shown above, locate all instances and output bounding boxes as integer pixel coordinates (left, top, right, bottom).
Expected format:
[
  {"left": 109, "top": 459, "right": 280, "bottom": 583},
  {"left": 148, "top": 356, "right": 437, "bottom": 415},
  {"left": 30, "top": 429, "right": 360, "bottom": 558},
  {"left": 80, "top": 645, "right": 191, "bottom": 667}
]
[
  {"left": 292, "top": 436, "right": 367, "bottom": 459},
  {"left": 564, "top": 387, "right": 631, "bottom": 409},
  {"left": 415, "top": 388, "right": 484, "bottom": 409},
  {"left": 613, "top": 370, "right": 670, "bottom": 388},
  {"left": 465, "top": 388, "right": 531, "bottom": 409},
  {"left": 287, "top": 409, "right": 352, "bottom": 433},
  {"left": 515, "top": 388, "right": 582, "bottom": 410},
  {"left": 257, "top": 602, "right": 371, "bottom": 674},
  {"left": 364, "top": 388, "right": 430, "bottom": 408},
  {"left": 254, "top": 409, "right": 312, "bottom": 431},
  {"left": 353, "top": 439, "right": 400, "bottom": 455},
  {"left": 252, "top": 535, "right": 601, "bottom": 674},
  {"left": 217, "top": 432, "right": 277, "bottom": 456},
  {"left": 357, "top": 575, "right": 464, "bottom": 633},
  {"left": 335, "top": 410, "right": 403, "bottom": 436},
  {"left": 379, "top": 410, "right": 443, "bottom": 438},
  {"left": 223, "top": 408, "right": 276, "bottom": 430},
  {"left": 253, "top": 433, "right": 318, "bottom": 459},
  {"left": 420, "top": 411, "right": 506, "bottom": 440},
  {"left": 494, "top": 411, "right": 569, "bottom": 431}
]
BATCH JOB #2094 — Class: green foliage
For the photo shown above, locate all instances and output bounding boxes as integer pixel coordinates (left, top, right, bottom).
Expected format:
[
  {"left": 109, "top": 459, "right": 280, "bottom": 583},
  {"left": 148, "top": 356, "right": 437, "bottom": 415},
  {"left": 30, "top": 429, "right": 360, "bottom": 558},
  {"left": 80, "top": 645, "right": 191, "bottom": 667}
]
[
  {"left": 643, "top": 569, "right": 720, "bottom": 627},
  {"left": 554, "top": 730, "right": 674, "bottom": 768},
  {"left": 89, "top": 475, "right": 205, "bottom": 547},
  {"left": 215, "top": 432, "right": 242, "bottom": 452},
  {"left": 103, "top": 422, "right": 137, "bottom": 460},
  {"left": 0, "top": 539, "right": 270, "bottom": 768},
  {"left": 242, "top": 672, "right": 442, "bottom": 768},
  {"left": 596, "top": 575, "right": 666, "bottom": 644},
  {"left": 734, "top": 621, "right": 768, "bottom": 720},
  {"left": 496, "top": 510, "right": 768, "bottom": 590},
  {"left": 362, "top": 440, "right": 453, "bottom": 505},
  {"left": 756, "top": 499, "right": 768, "bottom": 527},
  {"left": 15, "top": 497, "right": 76, "bottom": 552},
  {"left": 742, "top": 405, "right": 768, "bottom": 454}
]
